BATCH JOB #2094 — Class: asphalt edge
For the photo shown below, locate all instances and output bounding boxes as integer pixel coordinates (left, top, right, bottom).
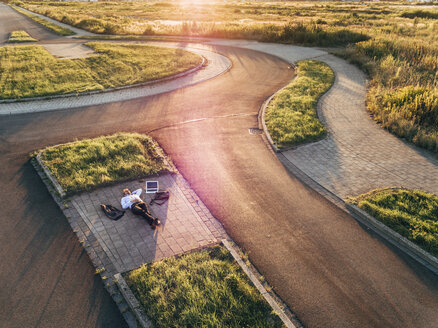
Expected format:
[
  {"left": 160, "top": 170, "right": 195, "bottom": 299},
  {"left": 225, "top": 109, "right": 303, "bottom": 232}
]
[
  {"left": 346, "top": 203, "right": 438, "bottom": 275},
  {"left": 31, "top": 156, "right": 140, "bottom": 328}
]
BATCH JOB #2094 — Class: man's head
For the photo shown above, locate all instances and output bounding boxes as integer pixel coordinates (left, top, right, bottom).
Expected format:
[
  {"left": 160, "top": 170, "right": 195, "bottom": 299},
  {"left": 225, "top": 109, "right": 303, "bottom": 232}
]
[{"left": 123, "top": 188, "right": 131, "bottom": 196}]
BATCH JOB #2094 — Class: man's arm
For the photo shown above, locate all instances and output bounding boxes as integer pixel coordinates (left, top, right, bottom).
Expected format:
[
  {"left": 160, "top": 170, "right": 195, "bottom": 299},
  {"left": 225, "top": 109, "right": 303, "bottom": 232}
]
[
  {"left": 132, "top": 188, "right": 142, "bottom": 197},
  {"left": 121, "top": 196, "right": 130, "bottom": 210}
]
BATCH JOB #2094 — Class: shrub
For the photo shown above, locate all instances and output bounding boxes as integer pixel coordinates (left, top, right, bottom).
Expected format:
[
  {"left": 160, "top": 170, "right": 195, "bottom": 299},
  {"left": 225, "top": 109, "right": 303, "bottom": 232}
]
[{"left": 400, "top": 10, "right": 438, "bottom": 20}]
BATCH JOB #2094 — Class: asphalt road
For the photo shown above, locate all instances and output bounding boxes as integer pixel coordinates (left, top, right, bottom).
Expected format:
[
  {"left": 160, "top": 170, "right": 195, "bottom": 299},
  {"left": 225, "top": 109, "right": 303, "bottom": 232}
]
[
  {"left": 0, "top": 4, "right": 60, "bottom": 43},
  {"left": 1, "top": 4, "right": 438, "bottom": 328}
]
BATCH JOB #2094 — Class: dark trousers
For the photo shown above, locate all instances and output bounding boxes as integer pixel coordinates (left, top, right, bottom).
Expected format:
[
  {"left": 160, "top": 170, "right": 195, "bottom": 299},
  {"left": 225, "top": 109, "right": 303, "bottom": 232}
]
[{"left": 131, "top": 201, "right": 155, "bottom": 225}]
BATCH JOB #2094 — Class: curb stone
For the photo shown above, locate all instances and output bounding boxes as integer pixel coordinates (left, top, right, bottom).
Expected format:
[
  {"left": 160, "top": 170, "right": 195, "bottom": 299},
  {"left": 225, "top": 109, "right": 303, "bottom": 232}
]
[
  {"left": 114, "top": 273, "right": 152, "bottom": 328},
  {"left": 222, "top": 239, "right": 298, "bottom": 328},
  {"left": 36, "top": 152, "right": 66, "bottom": 198},
  {"left": 346, "top": 203, "right": 438, "bottom": 275}
]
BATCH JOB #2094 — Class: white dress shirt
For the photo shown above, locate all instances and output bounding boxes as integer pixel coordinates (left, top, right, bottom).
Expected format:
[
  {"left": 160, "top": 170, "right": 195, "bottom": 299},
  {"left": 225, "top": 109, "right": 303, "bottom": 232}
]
[{"left": 121, "top": 188, "right": 143, "bottom": 210}]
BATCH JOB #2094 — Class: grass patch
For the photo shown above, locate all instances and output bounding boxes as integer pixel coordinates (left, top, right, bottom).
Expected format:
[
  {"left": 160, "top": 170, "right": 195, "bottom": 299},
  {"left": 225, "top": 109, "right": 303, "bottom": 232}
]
[
  {"left": 351, "top": 188, "right": 438, "bottom": 257},
  {"left": 7, "top": 30, "right": 37, "bottom": 43},
  {"left": 11, "top": 5, "right": 75, "bottom": 36},
  {"left": 125, "top": 244, "right": 284, "bottom": 328},
  {"left": 39, "top": 133, "right": 172, "bottom": 195},
  {"left": 0, "top": 42, "right": 201, "bottom": 100},
  {"left": 265, "top": 60, "right": 334, "bottom": 149}
]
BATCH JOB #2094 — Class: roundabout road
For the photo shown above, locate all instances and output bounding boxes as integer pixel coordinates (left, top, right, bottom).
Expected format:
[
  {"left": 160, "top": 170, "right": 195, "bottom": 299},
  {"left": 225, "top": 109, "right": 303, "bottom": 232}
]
[{"left": 1, "top": 4, "right": 438, "bottom": 328}]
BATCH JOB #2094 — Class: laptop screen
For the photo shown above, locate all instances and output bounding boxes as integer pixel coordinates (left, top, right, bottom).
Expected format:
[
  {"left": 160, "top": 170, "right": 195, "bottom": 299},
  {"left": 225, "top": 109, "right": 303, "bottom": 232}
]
[{"left": 146, "top": 181, "right": 159, "bottom": 193}]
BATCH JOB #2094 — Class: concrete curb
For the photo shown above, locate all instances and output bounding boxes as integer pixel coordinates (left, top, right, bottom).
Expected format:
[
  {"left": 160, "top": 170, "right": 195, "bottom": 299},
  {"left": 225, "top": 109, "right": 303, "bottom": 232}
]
[
  {"left": 0, "top": 55, "right": 206, "bottom": 105},
  {"left": 259, "top": 85, "right": 285, "bottom": 153},
  {"left": 36, "top": 152, "right": 66, "bottom": 198},
  {"left": 346, "top": 203, "right": 438, "bottom": 275},
  {"left": 114, "top": 273, "right": 152, "bottom": 328},
  {"left": 222, "top": 239, "right": 297, "bottom": 328}
]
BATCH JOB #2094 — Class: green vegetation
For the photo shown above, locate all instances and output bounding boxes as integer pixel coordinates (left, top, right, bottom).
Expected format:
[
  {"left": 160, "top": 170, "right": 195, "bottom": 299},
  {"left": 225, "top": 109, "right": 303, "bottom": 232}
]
[
  {"left": 351, "top": 188, "right": 438, "bottom": 257},
  {"left": 40, "top": 133, "right": 172, "bottom": 195},
  {"left": 13, "top": 1, "right": 368, "bottom": 46},
  {"left": 11, "top": 5, "right": 75, "bottom": 36},
  {"left": 0, "top": 42, "right": 201, "bottom": 99},
  {"left": 74, "top": 35, "right": 210, "bottom": 43},
  {"left": 265, "top": 60, "right": 334, "bottom": 148},
  {"left": 126, "top": 245, "right": 283, "bottom": 328},
  {"left": 7, "top": 30, "right": 36, "bottom": 42},
  {"left": 340, "top": 35, "right": 438, "bottom": 152},
  {"left": 15, "top": 1, "right": 438, "bottom": 152}
]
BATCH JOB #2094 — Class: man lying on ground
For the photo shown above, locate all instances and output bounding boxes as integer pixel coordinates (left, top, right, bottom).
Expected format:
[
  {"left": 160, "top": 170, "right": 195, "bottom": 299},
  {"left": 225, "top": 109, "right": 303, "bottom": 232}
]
[{"left": 121, "top": 188, "right": 161, "bottom": 229}]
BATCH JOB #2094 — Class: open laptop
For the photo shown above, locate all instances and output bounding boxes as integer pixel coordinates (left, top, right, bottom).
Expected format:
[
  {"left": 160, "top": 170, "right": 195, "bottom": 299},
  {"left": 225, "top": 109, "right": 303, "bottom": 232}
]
[{"left": 145, "top": 180, "right": 159, "bottom": 193}]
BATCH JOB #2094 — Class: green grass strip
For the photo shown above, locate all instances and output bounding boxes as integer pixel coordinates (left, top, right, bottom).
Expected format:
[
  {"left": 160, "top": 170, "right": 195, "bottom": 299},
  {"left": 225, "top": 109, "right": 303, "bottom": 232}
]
[
  {"left": 7, "top": 30, "right": 37, "bottom": 43},
  {"left": 11, "top": 5, "right": 75, "bottom": 36},
  {"left": 125, "top": 245, "right": 284, "bottom": 328},
  {"left": 265, "top": 60, "right": 334, "bottom": 149},
  {"left": 0, "top": 42, "right": 201, "bottom": 100},
  {"left": 351, "top": 188, "right": 438, "bottom": 257},
  {"left": 40, "top": 133, "right": 172, "bottom": 195}
]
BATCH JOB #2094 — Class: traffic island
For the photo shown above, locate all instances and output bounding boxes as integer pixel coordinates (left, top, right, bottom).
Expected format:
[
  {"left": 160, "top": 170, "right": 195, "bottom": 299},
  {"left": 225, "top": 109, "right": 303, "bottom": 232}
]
[{"left": 32, "top": 133, "right": 297, "bottom": 328}]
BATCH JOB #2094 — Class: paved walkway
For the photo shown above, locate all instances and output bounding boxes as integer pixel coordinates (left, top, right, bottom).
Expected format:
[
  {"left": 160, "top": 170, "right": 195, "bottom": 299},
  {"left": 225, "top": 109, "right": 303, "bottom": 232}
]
[
  {"left": 69, "top": 173, "right": 226, "bottom": 274},
  {"left": 41, "top": 43, "right": 95, "bottom": 59},
  {"left": 282, "top": 54, "right": 438, "bottom": 198},
  {"left": 205, "top": 40, "right": 438, "bottom": 199}
]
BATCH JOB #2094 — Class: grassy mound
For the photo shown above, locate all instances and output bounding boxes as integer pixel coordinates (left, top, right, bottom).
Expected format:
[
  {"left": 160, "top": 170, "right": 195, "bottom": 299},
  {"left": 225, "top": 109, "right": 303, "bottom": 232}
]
[
  {"left": 352, "top": 188, "right": 438, "bottom": 257},
  {"left": 40, "top": 133, "right": 172, "bottom": 195},
  {"left": 0, "top": 42, "right": 202, "bottom": 100},
  {"left": 265, "top": 60, "right": 334, "bottom": 149},
  {"left": 126, "top": 245, "right": 283, "bottom": 328},
  {"left": 8, "top": 30, "right": 36, "bottom": 43}
]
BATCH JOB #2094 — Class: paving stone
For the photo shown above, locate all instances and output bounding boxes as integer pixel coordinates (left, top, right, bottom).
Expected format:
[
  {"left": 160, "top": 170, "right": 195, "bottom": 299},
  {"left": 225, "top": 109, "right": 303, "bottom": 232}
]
[{"left": 70, "top": 172, "right": 225, "bottom": 274}]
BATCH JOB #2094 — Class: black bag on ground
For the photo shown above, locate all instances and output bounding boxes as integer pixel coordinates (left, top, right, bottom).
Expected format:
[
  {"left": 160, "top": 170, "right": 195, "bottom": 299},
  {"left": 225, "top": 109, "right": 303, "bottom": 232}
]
[
  {"left": 150, "top": 190, "right": 170, "bottom": 206},
  {"left": 100, "top": 204, "right": 125, "bottom": 220}
]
